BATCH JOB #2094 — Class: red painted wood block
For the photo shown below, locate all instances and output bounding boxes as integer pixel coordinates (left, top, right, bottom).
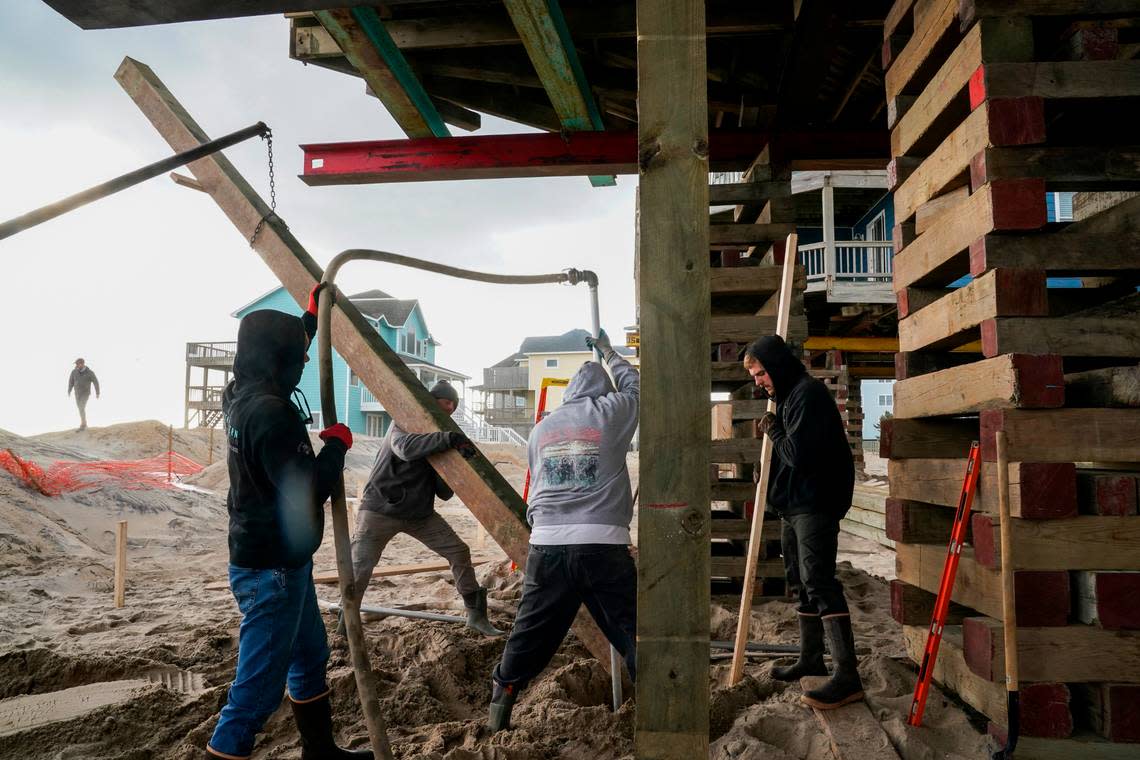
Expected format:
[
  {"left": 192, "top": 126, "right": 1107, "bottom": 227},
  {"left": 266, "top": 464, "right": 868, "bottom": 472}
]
[
  {"left": 985, "top": 683, "right": 1075, "bottom": 739},
  {"left": 971, "top": 513, "right": 1000, "bottom": 569},
  {"left": 889, "top": 579, "right": 970, "bottom": 626},
  {"left": 1078, "top": 472, "right": 1139, "bottom": 516},
  {"left": 1085, "top": 683, "right": 1140, "bottom": 742},
  {"left": 720, "top": 250, "right": 744, "bottom": 267},
  {"left": 1079, "top": 572, "right": 1140, "bottom": 630},
  {"left": 1012, "top": 354, "right": 1065, "bottom": 407},
  {"left": 1012, "top": 463, "right": 1079, "bottom": 520},
  {"left": 1013, "top": 571, "right": 1071, "bottom": 627},
  {"left": 716, "top": 343, "right": 742, "bottom": 363},
  {"left": 885, "top": 498, "right": 960, "bottom": 544},
  {"left": 1065, "top": 24, "right": 1120, "bottom": 62},
  {"left": 989, "top": 178, "right": 1048, "bottom": 230}
]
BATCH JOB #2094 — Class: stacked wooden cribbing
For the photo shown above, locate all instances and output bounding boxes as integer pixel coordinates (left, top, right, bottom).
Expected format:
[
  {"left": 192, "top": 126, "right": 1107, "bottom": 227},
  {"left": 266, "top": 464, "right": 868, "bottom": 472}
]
[
  {"left": 708, "top": 155, "right": 807, "bottom": 593},
  {"left": 881, "top": 0, "right": 1140, "bottom": 755},
  {"left": 841, "top": 480, "right": 893, "bottom": 549}
]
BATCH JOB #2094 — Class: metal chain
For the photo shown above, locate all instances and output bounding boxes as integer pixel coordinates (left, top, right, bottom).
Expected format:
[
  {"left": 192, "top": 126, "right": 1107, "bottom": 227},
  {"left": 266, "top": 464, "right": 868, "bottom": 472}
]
[{"left": 249, "top": 128, "right": 278, "bottom": 246}]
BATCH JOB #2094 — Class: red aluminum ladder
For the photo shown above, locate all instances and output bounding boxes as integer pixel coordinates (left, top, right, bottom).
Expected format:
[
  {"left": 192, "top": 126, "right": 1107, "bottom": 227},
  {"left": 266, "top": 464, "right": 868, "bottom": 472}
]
[{"left": 907, "top": 441, "right": 983, "bottom": 727}]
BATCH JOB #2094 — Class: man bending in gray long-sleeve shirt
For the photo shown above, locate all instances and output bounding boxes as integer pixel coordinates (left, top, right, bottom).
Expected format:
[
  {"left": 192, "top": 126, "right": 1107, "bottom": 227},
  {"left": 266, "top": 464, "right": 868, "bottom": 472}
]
[
  {"left": 487, "top": 330, "right": 639, "bottom": 732},
  {"left": 346, "top": 379, "right": 503, "bottom": 638}
]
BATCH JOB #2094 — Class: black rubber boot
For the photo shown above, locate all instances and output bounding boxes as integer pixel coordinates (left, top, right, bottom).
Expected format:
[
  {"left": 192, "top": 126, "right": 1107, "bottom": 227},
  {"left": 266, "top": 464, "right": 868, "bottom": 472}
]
[
  {"left": 487, "top": 680, "right": 518, "bottom": 733},
  {"left": 801, "top": 614, "right": 864, "bottom": 710},
  {"left": 462, "top": 587, "right": 505, "bottom": 637},
  {"left": 290, "top": 692, "right": 373, "bottom": 759},
  {"left": 772, "top": 611, "right": 827, "bottom": 681}
]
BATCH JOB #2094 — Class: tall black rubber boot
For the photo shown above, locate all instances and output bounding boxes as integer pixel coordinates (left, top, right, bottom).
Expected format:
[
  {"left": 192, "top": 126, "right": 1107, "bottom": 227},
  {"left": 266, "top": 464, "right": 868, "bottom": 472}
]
[
  {"left": 801, "top": 614, "right": 864, "bottom": 710},
  {"left": 290, "top": 692, "right": 373, "bottom": 759},
  {"left": 771, "top": 611, "right": 827, "bottom": 681},
  {"left": 487, "top": 680, "right": 518, "bottom": 733},
  {"left": 462, "top": 587, "right": 505, "bottom": 637}
]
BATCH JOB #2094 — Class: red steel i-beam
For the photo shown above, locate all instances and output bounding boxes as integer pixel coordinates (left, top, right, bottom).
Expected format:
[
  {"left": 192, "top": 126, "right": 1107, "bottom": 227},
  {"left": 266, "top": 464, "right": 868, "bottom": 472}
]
[{"left": 299, "top": 130, "right": 888, "bottom": 185}]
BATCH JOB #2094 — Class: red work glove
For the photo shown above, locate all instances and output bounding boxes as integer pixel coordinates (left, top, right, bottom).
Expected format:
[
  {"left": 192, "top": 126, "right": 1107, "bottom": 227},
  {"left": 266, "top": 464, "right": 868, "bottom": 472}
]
[
  {"left": 319, "top": 422, "right": 353, "bottom": 450},
  {"left": 306, "top": 282, "right": 328, "bottom": 317}
]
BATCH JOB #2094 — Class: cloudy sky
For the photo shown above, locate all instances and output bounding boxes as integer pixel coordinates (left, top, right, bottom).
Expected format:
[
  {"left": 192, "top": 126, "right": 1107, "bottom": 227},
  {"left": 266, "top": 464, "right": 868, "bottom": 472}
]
[{"left": 0, "top": 3, "right": 637, "bottom": 436}]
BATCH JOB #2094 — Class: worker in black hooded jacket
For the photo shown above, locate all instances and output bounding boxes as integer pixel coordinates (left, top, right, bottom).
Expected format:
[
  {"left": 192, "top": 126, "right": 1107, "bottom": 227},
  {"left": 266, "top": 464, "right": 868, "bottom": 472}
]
[
  {"left": 744, "top": 335, "right": 861, "bottom": 711},
  {"left": 206, "top": 285, "right": 371, "bottom": 760}
]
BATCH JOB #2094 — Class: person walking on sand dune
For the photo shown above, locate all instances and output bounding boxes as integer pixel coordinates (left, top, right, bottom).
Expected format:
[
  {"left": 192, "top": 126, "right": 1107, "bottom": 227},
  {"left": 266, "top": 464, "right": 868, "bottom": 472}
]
[{"left": 67, "top": 358, "right": 100, "bottom": 432}]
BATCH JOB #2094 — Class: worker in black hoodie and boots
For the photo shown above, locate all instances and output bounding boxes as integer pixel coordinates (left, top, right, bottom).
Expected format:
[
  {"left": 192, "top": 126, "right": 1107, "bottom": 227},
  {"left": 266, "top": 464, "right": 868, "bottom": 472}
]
[
  {"left": 206, "top": 285, "right": 371, "bottom": 760},
  {"left": 743, "top": 335, "right": 861, "bottom": 710}
]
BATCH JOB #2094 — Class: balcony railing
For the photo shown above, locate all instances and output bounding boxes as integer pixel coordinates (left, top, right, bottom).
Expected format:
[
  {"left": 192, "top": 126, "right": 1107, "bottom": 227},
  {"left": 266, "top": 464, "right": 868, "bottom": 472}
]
[
  {"left": 360, "top": 385, "right": 384, "bottom": 411},
  {"left": 798, "top": 241, "right": 895, "bottom": 303},
  {"left": 187, "top": 385, "right": 225, "bottom": 409},
  {"left": 186, "top": 341, "right": 237, "bottom": 367},
  {"left": 481, "top": 366, "right": 529, "bottom": 390}
]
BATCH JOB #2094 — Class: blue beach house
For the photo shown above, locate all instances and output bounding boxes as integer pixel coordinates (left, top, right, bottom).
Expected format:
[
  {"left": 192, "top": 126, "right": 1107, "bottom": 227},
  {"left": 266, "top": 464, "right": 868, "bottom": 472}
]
[{"left": 184, "top": 287, "right": 468, "bottom": 435}]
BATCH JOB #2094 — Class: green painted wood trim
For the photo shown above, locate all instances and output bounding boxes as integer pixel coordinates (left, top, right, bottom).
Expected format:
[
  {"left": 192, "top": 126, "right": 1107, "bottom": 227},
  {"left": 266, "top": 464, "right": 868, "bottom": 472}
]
[{"left": 350, "top": 6, "right": 450, "bottom": 138}]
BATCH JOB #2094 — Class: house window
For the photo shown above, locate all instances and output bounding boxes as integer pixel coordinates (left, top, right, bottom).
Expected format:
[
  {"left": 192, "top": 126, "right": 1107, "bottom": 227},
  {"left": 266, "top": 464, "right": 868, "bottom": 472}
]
[
  {"left": 349, "top": 370, "right": 359, "bottom": 387},
  {"left": 365, "top": 414, "right": 385, "bottom": 437},
  {"left": 545, "top": 358, "right": 559, "bottom": 368},
  {"left": 866, "top": 210, "right": 887, "bottom": 241},
  {"left": 308, "top": 411, "right": 323, "bottom": 431},
  {"left": 879, "top": 394, "right": 893, "bottom": 406}
]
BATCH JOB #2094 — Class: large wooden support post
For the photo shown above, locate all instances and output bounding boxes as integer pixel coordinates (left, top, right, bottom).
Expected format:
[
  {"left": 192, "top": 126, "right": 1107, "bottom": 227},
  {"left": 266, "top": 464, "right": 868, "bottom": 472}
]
[
  {"left": 113, "top": 56, "right": 616, "bottom": 669},
  {"left": 635, "top": 1, "right": 710, "bottom": 758}
]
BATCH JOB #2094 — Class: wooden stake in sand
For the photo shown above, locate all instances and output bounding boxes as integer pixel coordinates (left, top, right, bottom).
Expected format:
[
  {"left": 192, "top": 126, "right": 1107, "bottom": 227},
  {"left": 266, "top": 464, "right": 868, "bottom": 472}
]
[
  {"left": 167, "top": 424, "right": 174, "bottom": 484},
  {"left": 114, "top": 520, "right": 127, "bottom": 608},
  {"left": 207, "top": 425, "right": 214, "bottom": 466},
  {"left": 729, "top": 233, "right": 798, "bottom": 684}
]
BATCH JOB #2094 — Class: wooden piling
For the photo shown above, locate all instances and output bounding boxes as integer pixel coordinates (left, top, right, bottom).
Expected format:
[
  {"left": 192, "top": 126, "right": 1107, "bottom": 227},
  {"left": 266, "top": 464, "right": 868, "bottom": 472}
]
[{"left": 114, "top": 520, "right": 127, "bottom": 608}]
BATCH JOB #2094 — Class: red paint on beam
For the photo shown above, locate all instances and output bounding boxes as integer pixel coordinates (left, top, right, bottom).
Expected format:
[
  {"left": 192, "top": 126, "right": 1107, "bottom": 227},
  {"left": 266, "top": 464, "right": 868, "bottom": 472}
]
[
  {"left": 1014, "top": 462, "right": 1079, "bottom": 519},
  {"left": 298, "top": 130, "right": 888, "bottom": 184},
  {"left": 1078, "top": 472, "right": 1139, "bottom": 516},
  {"left": 1013, "top": 571, "right": 1071, "bottom": 627}
]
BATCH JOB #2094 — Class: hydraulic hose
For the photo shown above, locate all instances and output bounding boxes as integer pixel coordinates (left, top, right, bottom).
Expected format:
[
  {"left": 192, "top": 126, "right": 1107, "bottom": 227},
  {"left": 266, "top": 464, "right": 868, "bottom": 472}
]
[{"left": 314, "top": 250, "right": 603, "bottom": 754}]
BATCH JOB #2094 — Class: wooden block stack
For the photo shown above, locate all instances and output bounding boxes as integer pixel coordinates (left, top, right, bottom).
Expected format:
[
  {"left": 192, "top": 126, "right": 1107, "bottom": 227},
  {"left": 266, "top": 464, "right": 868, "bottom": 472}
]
[
  {"left": 708, "top": 154, "right": 807, "bottom": 594},
  {"left": 881, "top": 0, "right": 1140, "bottom": 755}
]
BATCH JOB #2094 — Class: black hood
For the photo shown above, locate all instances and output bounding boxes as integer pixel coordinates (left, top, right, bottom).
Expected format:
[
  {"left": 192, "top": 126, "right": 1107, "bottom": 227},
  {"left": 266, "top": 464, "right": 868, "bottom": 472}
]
[
  {"left": 231, "top": 309, "right": 308, "bottom": 399},
  {"left": 745, "top": 335, "right": 806, "bottom": 400}
]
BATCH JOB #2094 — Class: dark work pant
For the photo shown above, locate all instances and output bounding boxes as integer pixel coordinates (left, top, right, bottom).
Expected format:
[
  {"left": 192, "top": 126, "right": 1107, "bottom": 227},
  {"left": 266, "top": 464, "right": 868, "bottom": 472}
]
[
  {"left": 351, "top": 510, "right": 480, "bottom": 598},
  {"left": 75, "top": 392, "right": 89, "bottom": 428},
  {"left": 781, "top": 512, "right": 850, "bottom": 617},
  {"left": 493, "top": 544, "right": 636, "bottom": 691}
]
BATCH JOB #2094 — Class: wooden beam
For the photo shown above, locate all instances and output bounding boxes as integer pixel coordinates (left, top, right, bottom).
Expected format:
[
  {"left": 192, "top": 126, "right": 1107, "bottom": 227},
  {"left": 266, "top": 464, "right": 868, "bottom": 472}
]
[
  {"left": 880, "top": 416, "right": 978, "bottom": 459},
  {"left": 299, "top": 130, "right": 888, "bottom": 185},
  {"left": 959, "top": 0, "right": 1140, "bottom": 30},
  {"left": 799, "top": 677, "right": 902, "bottom": 760},
  {"left": 112, "top": 56, "right": 620, "bottom": 669},
  {"left": 893, "top": 98, "right": 1045, "bottom": 225},
  {"left": 47, "top": 1, "right": 376, "bottom": 29},
  {"left": 708, "top": 181, "right": 792, "bottom": 204},
  {"left": 890, "top": 579, "right": 972, "bottom": 625},
  {"left": 314, "top": 8, "right": 449, "bottom": 138},
  {"left": 891, "top": 17, "right": 1033, "bottom": 158},
  {"left": 1005, "top": 733, "right": 1140, "bottom": 760},
  {"left": 979, "top": 408, "right": 1140, "bottom": 462},
  {"left": 889, "top": 458, "right": 1078, "bottom": 518},
  {"left": 710, "top": 438, "right": 764, "bottom": 465},
  {"left": 964, "top": 615, "right": 1140, "bottom": 683},
  {"left": 885, "top": 499, "right": 960, "bottom": 544},
  {"left": 1075, "top": 571, "right": 1140, "bottom": 630},
  {"left": 898, "top": 269, "right": 1048, "bottom": 352},
  {"left": 423, "top": 78, "right": 562, "bottom": 132},
  {"left": 971, "top": 512, "right": 1140, "bottom": 571},
  {"left": 971, "top": 145, "right": 1140, "bottom": 192},
  {"left": 1078, "top": 470, "right": 1140, "bottom": 516},
  {"left": 981, "top": 316, "right": 1140, "bottom": 359},
  {"left": 902, "top": 624, "right": 1074, "bottom": 737},
  {"left": 709, "top": 223, "right": 797, "bottom": 247},
  {"left": 1077, "top": 683, "right": 1140, "bottom": 743},
  {"left": 893, "top": 179, "right": 1047, "bottom": 290},
  {"left": 896, "top": 543, "right": 1070, "bottom": 626},
  {"left": 892, "top": 353, "right": 1063, "bottom": 418},
  {"left": 635, "top": 0, "right": 710, "bottom": 753},
  {"left": 970, "top": 61, "right": 1140, "bottom": 105},
  {"left": 803, "top": 336, "right": 899, "bottom": 352},
  {"left": 884, "top": 0, "right": 960, "bottom": 100},
  {"left": 1065, "top": 364, "right": 1140, "bottom": 408},
  {"left": 709, "top": 265, "right": 803, "bottom": 296}
]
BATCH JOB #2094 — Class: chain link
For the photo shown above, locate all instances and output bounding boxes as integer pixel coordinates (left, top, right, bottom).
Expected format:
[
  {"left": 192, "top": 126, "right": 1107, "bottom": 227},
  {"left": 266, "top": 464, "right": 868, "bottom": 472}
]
[{"left": 249, "top": 128, "right": 278, "bottom": 246}]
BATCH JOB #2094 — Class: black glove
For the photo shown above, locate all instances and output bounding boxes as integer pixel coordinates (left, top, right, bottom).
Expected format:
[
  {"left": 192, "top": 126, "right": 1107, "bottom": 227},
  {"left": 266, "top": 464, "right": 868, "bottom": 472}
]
[
  {"left": 757, "top": 412, "right": 777, "bottom": 437},
  {"left": 447, "top": 431, "right": 478, "bottom": 459}
]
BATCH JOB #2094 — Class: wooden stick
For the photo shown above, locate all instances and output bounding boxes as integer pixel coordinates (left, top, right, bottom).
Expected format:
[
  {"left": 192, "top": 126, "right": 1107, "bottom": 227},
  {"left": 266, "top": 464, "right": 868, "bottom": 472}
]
[
  {"left": 730, "top": 233, "right": 798, "bottom": 684},
  {"left": 167, "top": 424, "right": 174, "bottom": 483},
  {"left": 996, "top": 430, "right": 1020, "bottom": 752},
  {"left": 207, "top": 424, "right": 214, "bottom": 466},
  {"left": 114, "top": 520, "right": 127, "bottom": 608}
]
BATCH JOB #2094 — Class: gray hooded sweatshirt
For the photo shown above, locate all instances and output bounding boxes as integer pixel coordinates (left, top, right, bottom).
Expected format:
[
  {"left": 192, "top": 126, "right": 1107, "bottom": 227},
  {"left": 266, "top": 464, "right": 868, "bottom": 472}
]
[{"left": 526, "top": 352, "right": 639, "bottom": 545}]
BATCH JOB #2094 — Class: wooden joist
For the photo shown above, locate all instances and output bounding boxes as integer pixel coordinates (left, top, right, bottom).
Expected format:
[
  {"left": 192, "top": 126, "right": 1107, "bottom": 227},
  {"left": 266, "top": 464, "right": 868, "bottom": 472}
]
[
  {"left": 709, "top": 265, "right": 803, "bottom": 297},
  {"left": 884, "top": 0, "right": 960, "bottom": 101},
  {"left": 1076, "top": 683, "right": 1140, "bottom": 743},
  {"left": 709, "top": 223, "right": 797, "bottom": 247},
  {"left": 891, "top": 18, "right": 1033, "bottom": 158},
  {"left": 902, "top": 624, "right": 1074, "bottom": 738},
  {"left": 896, "top": 543, "right": 1070, "bottom": 626},
  {"left": 898, "top": 269, "right": 1047, "bottom": 352},
  {"left": 891, "top": 353, "right": 1063, "bottom": 418},
  {"left": 711, "top": 479, "right": 756, "bottom": 502},
  {"left": 970, "top": 145, "right": 1140, "bottom": 193},
  {"left": 710, "top": 314, "right": 806, "bottom": 344},
  {"left": 885, "top": 498, "right": 960, "bottom": 544},
  {"left": 980, "top": 315, "right": 1140, "bottom": 359},
  {"left": 890, "top": 579, "right": 972, "bottom": 625},
  {"left": 971, "top": 513, "right": 1140, "bottom": 571},
  {"left": 970, "top": 61, "right": 1140, "bottom": 105},
  {"left": 959, "top": 0, "right": 1140, "bottom": 29},
  {"left": 1075, "top": 571, "right": 1140, "bottom": 629},
  {"left": 708, "top": 180, "right": 791, "bottom": 205},
  {"left": 880, "top": 416, "right": 977, "bottom": 459},
  {"left": 709, "top": 518, "right": 780, "bottom": 541},
  {"left": 894, "top": 349, "right": 978, "bottom": 380},
  {"left": 1065, "top": 365, "right": 1140, "bottom": 408},
  {"left": 889, "top": 458, "right": 1078, "bottom": 519},
  {"left": 963, "top": 615, "right": 1140, "bottom": 684},
  {"left": 979, "top": 408, "right": 1140, "bottom": 462},
  {"left": 710, "top": 438, "right": 763, "bottom": 465}
]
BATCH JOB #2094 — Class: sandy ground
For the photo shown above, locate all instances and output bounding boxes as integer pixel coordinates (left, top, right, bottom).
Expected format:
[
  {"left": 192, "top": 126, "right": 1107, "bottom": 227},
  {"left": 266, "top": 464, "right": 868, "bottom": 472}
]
[{"left": 0, "top": 422, "right": 990, "bottom": 759}]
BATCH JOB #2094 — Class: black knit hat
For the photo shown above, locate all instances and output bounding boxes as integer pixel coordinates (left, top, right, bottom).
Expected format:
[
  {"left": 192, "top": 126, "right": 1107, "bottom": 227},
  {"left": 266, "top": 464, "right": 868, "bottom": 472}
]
[{"left": 429, "top": 380, "right": 459, "bottom": 404}]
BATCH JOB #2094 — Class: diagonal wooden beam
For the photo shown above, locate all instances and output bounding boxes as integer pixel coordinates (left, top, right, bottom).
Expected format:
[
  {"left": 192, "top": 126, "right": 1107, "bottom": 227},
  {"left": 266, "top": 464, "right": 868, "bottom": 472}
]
[
  {"left": 314, "top": 8, "right": 450, "bottom": 138},
  {"left": 112, "top": 55, "right": 618, "bottom": 672},
  {"left": 502, "top": 0, "right": 613, "bottom": 185}
]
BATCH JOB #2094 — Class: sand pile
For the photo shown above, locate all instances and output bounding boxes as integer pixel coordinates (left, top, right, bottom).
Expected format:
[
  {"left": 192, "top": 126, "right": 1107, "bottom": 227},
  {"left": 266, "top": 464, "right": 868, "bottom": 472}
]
[{"left": 0, "top": 423, "right": 990, "bottom": 759}]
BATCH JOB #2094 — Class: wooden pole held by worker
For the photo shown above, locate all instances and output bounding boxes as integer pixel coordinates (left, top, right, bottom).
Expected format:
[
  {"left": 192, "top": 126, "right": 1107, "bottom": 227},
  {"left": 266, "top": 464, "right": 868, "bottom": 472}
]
[
  {"left": 730, "top": 233, "right": 798, "bottom": 684},
  {"left": 114, "top": 520, "right": 127, "bottom": 608}
]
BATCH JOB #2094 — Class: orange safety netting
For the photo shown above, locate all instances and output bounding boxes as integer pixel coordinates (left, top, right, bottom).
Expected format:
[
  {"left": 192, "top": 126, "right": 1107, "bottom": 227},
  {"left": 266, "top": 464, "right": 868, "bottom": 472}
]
[{"left": 0, "top": 448, "right": 204, "bottom": 497}]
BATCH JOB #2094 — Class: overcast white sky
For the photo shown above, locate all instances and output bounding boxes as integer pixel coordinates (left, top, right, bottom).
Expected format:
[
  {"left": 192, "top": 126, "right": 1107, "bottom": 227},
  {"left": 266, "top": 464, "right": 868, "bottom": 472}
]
[{"left": 0, "top": 3, "right": 637, "bottom": 436}]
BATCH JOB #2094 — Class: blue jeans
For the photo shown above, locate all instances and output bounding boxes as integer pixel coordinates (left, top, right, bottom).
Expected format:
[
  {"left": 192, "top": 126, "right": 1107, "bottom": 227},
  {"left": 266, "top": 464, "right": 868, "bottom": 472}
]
[{"left": 208, "top": 562, "right": 329, "bottom": 758}]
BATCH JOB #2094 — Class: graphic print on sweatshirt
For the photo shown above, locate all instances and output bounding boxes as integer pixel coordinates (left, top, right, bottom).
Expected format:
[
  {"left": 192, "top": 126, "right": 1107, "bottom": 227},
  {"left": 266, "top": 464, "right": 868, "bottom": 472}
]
[{"left": 537, "top": 426, "right": 602, "bottom": 490}]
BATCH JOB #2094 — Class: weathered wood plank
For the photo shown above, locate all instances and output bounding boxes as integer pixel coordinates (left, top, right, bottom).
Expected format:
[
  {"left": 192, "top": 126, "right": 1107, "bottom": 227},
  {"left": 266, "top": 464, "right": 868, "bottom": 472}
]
[
  {"left": 898, "top": 269, "right": 1047, "bottom": 352},
  {"left": 884, "top": 0, "right": 959, "bottom": 100},
  {"left": 893, "top": 180, "right": 1046, "bottom": 291},
  {"left": 981, "top": 316, "right": 1140, "bottom": 359},
  {"left": 971, "top": 145, "right": 1140, "bottom": 192},
  {"left": 1077, "top": 683, "right": 1140, "bottom": 742},
  {"left": 914, "top": 184, "right": 970, "bottom": 234},
  {"left": 710, "top": 314, "right": 806, "bottom": 344},
  {"left": 972, "top": 512, "right": 1140, "bottom": 570},
  {"left": 891, "top": 353, "right": 1063, "bottom": 418},
  {"left": 896, "top": 543, "right": 1070, "bottom": 625},
  {"left": 1004, "top": 733, "right": 1140, "bottom": 760},
  {"left": 709, "top": 265, "right": 803, "bottom": 296},
  {"left": 959, "top": 0, "right": 1140, "bottom": 30},
  {"left": 971, "top": 61, "right": 1140, "bottom": 104},
  {"left": 889, "top": 458, "right": 1078, "bottom": 518},
  {"left": 1065, "top": 365, "right": 1140, "bottom": 408},
  {"left": 1078, "top": 470, "right": 1140, "bottom": 516},
  {"left": 710, "top": 557, "right": 785, "bottom": 578},
  {"left": 799, "top": 676, "right": 901, "bottom": 760},
  {"left": 980, "top": 408, "right": 1140, "bottom": 462},
  {"left": 964, "top": 615, "right": 1140, "bottom": 683},
  {"left": 890, "top": 579, "right": 972, "bottom": 625},
  {"left": 880, "top": 417, "right": 977, "bottom": 459},
  {"left": 709, "top": 180, "right": 792, "bottom": 204},
  {"left": 711, "top": 438, "right": 764, "bottom": 464},
  {"left": 709, "top": 518, "right": 780, "bottom": 541},
  {"left": 635, "top": 0, "right": 710, "bottom": 753},
  {"left": 885, "top": 498, "right": 960, "bottom": 544},
  {"left": 709, "top": 223, "right": 797, "bottom": 247}
]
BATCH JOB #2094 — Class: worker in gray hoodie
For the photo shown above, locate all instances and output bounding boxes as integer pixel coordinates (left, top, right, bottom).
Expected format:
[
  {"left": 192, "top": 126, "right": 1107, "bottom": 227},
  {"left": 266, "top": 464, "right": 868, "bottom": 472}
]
[
  {"left": 67, "top": 358, "right": 100, "bottom": 431},
  {"left": 487, "top": 329, "right": 639, "bottom": 732}
]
